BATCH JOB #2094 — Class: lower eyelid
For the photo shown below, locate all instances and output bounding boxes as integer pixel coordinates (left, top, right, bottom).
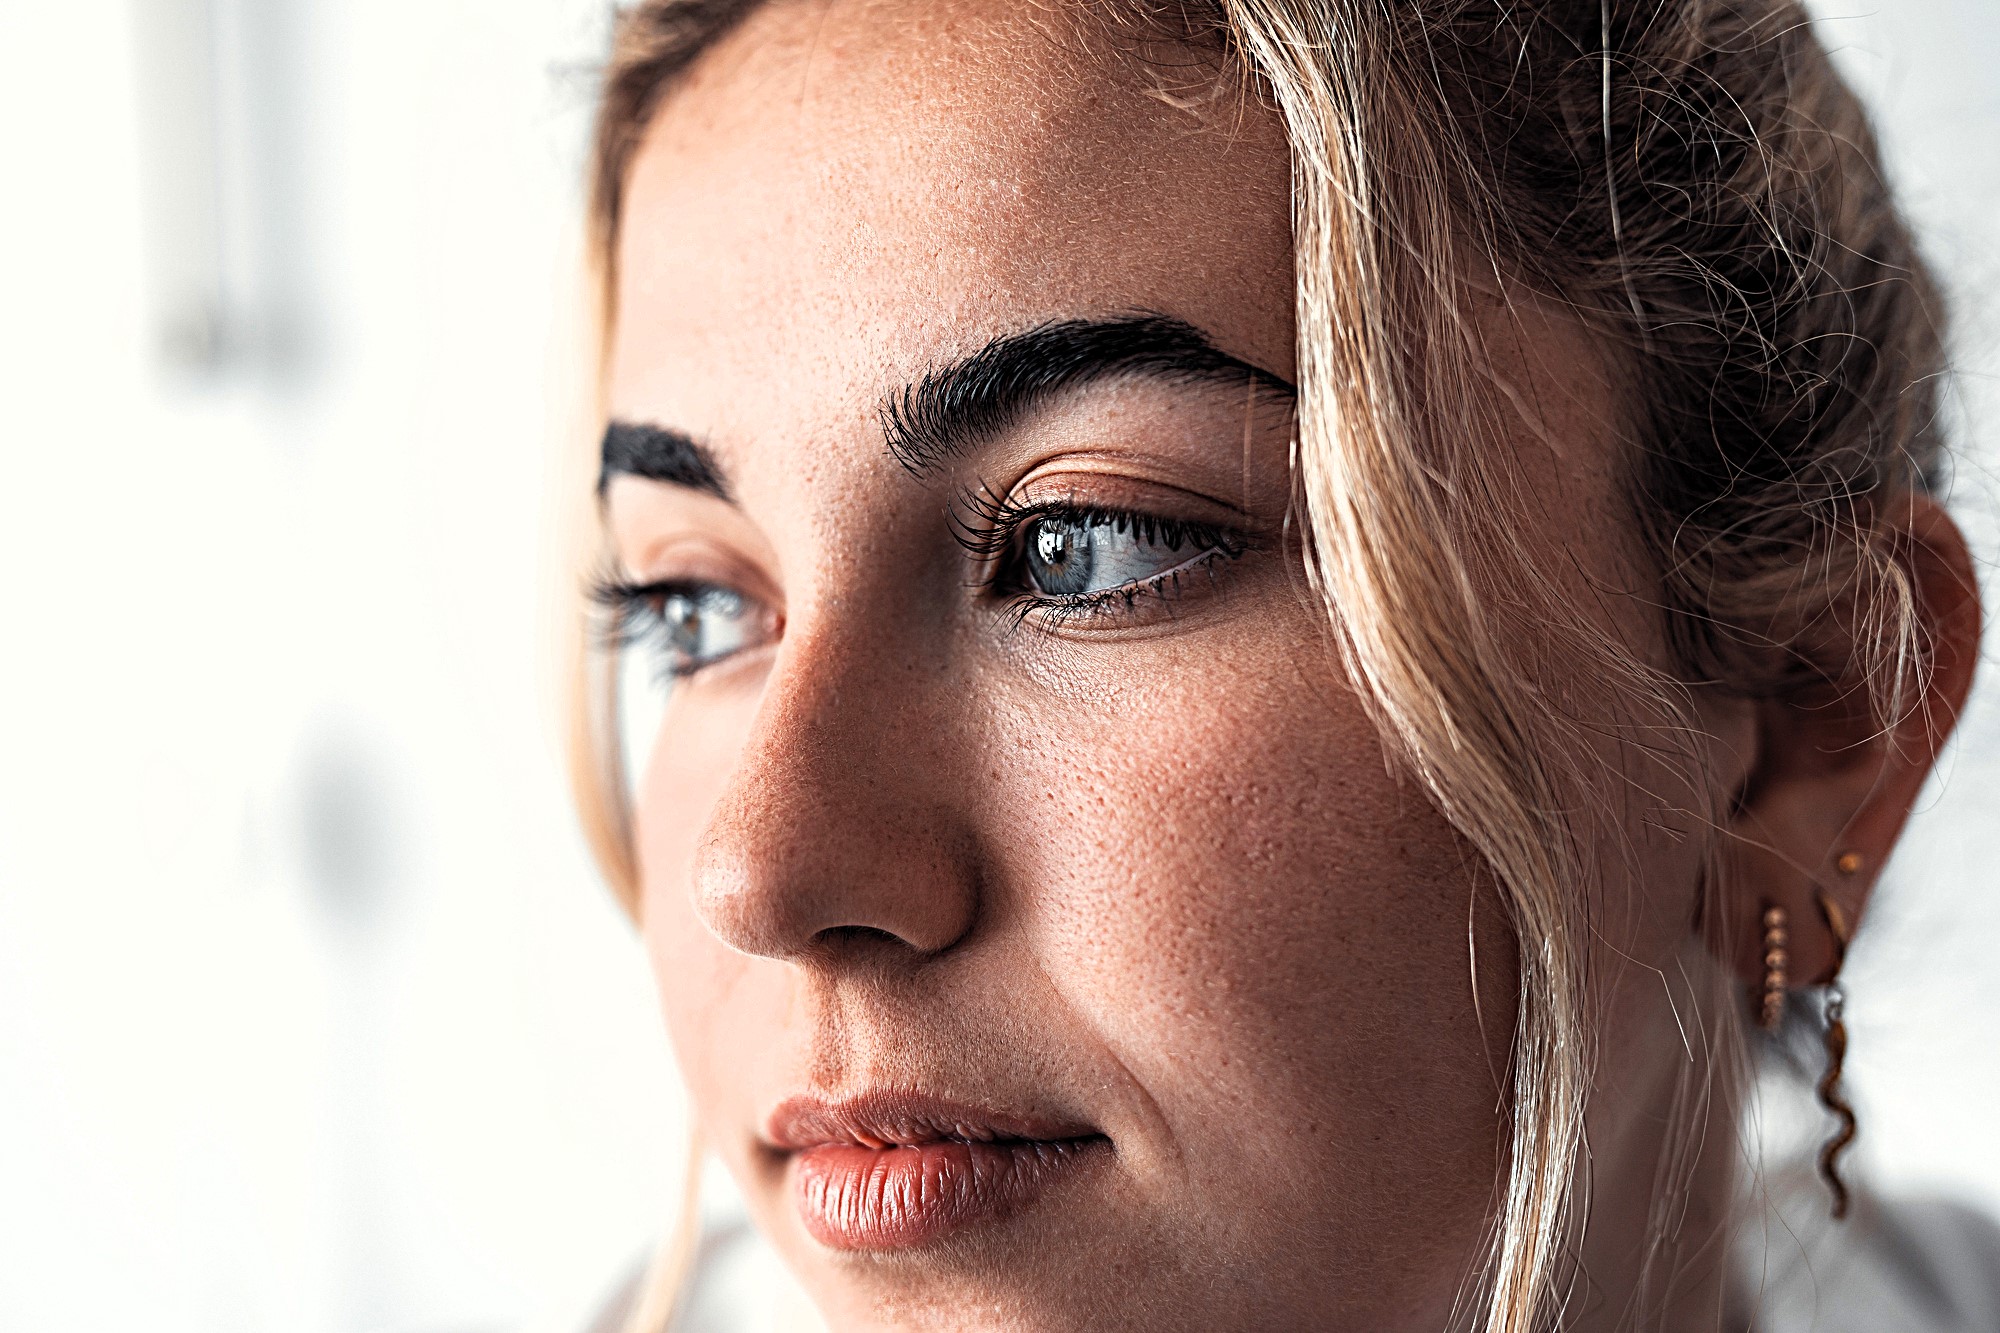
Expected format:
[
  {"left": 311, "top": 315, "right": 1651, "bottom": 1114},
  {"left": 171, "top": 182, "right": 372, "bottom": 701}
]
[{"left": 1025, "top": 546, "right": 1242, "bottom": 618}]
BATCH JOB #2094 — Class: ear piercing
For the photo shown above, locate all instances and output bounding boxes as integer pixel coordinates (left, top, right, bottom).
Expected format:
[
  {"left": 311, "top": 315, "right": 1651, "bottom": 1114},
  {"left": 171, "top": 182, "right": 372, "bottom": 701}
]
[
  {"left": 1813, "top": 885, "right": 1857, "bottom": 1221},
  {"left": 1751, "top": 849, "right": 1862, "bottom": 1221},
  {"left": 1758, "top": 903, "right": 1790, "bottom": 1031}
]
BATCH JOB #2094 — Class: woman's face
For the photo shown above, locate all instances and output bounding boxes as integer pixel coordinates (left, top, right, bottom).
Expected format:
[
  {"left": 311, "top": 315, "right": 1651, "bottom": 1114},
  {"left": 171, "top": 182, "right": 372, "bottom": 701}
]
[{"left": 604, "top": 4, "right": 1697, "bottom": 1330}]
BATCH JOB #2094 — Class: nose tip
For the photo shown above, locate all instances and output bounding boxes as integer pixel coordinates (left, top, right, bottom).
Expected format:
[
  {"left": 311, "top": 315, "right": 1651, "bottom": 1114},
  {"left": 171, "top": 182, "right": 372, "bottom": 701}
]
[{"left": 688, "top": 742, "right": 980, "bottom": 965}]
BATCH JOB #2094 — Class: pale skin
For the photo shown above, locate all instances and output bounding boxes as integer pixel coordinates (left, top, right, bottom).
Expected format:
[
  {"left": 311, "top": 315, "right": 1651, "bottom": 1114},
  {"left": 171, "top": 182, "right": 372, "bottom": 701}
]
[{"left": 599, "top": 3, "right": 1982, "bottom": 1330}]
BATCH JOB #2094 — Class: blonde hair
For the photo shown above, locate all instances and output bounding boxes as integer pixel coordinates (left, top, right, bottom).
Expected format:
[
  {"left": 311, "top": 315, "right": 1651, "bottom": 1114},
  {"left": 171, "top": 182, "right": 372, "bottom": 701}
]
[{"left": 570, "top": 2, "right": 1945, "bottom": 1330}]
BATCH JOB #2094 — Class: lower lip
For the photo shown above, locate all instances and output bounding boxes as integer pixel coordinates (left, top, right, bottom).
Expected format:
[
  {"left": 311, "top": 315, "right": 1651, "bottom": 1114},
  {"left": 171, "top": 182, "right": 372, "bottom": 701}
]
[{"left": 791, "top": 1137, "right": 1110, "bottom": 1250}]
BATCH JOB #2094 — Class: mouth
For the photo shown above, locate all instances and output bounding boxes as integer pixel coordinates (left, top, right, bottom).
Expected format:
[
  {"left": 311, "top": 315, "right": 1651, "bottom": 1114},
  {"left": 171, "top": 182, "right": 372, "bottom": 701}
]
[{"left": 764, "top": 1090, "right": 1113, "bottom": 1251}]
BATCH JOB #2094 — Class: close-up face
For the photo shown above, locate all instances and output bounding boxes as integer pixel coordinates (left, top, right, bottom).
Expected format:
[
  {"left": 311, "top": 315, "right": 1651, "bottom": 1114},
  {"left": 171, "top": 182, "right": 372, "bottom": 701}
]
[
  {"left": 5, "top": 1, "right": 1993, "bottom": 1331},
  {"left": 590, "top": 2, "right": 1942, "bottom": 1331}
]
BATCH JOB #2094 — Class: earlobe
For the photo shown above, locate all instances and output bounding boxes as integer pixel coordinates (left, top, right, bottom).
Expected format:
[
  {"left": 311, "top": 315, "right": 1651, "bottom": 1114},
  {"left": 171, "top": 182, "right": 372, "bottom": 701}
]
[{"left": 1708, "top": 490, "right": 1981, "bottom": 994}]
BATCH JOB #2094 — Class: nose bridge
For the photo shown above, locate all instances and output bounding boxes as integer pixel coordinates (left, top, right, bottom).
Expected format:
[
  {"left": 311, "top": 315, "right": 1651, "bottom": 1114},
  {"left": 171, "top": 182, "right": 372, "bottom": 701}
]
[{"left": 690, "top": 613, "right": 979, "bottom": 962}]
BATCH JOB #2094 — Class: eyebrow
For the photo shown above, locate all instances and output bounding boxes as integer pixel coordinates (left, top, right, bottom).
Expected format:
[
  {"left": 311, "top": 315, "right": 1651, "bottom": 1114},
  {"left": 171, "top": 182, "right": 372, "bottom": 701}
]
[
  {"left": 598, "top": 315, "right": 1294, "bottom": 501},
  {"left": 882, "top": 314, "right": 1295, "bottom": 479},
  {"left": 598, "top": 420, "right": 731, "bottom": 501}
]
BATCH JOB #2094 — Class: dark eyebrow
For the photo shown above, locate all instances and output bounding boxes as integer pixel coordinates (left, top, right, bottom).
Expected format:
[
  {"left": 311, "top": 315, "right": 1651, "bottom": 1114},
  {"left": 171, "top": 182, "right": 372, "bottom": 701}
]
[
  {"left": 599, "top": 420, "right": 731, "bottom": 501},
  {"left": 881, "top": 314, "right": 1296, "bottom": 479}
]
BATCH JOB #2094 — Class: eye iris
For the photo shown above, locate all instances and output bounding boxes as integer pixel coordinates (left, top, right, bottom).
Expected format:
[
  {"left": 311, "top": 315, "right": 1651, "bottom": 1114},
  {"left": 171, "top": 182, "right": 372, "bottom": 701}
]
[
  {"left": 660, "top": 588, "right": 745, "bottom": 665},
  {"left": 1029, "top": 519, "right": 1094, "bottom": 595},
  {"left": 663, "top": 594, "right": 703, "bottom": 657}
]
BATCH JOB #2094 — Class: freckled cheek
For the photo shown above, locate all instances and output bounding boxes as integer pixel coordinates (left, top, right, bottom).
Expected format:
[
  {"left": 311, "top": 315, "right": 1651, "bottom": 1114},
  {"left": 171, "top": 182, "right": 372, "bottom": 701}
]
[{"left": 996, "top": 661, "right": 1509, "bottom": 1207}]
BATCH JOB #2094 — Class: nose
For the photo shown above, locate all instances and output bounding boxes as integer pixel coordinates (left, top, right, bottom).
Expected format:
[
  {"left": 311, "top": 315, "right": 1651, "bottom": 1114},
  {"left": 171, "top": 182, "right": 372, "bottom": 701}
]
[{"left": 688, "top": 628, "right": 981, "bottom": 963}]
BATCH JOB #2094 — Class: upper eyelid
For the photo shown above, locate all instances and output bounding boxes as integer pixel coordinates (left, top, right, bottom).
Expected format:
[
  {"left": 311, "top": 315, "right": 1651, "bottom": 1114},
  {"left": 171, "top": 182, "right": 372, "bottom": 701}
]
[
  {"left": 949, "top": 490, "right": 1247, "bottom": 563},
  {"left": 590, "top": 574, "right": 712, "bottom": 608},
  {"left": 600, "top": 525, "right": 787, "bottom": 610}
]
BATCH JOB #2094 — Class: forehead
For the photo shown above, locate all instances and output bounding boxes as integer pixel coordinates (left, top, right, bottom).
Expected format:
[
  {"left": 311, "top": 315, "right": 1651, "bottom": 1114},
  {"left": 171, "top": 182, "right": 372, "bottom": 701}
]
[{"left": 608, "top": 0, "right": 1294, "bottom": 450}]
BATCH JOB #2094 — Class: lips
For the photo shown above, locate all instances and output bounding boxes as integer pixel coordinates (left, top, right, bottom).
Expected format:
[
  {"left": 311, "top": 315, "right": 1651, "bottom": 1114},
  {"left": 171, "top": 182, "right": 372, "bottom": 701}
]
[{"left": 766, "top": 1091, "right": 1111, "bottom": 1250}]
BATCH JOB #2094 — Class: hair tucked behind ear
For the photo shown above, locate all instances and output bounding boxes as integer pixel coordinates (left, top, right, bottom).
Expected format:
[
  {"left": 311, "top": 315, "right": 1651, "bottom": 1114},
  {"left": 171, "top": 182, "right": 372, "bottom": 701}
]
[
  {"left": 1200, "top": 2, "right": 1943, "bottom": 1329},
  {"left": 571, "top": 3, "right": 1945, "bottom": 1330}
]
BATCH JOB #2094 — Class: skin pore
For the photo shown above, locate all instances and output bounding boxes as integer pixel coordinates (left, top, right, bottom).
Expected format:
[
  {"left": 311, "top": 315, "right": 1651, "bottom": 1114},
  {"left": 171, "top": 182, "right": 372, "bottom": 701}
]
[{"left": 597, "top": 2, "right": 1981, "bottom": 1330}]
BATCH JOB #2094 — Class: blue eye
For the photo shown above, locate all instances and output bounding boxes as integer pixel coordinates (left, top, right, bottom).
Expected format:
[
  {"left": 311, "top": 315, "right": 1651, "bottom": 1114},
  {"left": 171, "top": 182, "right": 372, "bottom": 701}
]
[
  {"left": 1019, "top": 511, "right": 1227, "bottom": 600},
  {"left": 599, "top": 580, "right": 772, "bottom": 681}
]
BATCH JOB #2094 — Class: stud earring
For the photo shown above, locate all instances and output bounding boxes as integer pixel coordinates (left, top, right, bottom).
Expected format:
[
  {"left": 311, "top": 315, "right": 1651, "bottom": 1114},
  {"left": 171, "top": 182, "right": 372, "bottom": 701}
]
[
  {"left": 1815, "top": 880, "right": 1857, "bottom": 1221},
  {"left": 1758, "top": 903, "right": 1789, "bottom": 1031}
]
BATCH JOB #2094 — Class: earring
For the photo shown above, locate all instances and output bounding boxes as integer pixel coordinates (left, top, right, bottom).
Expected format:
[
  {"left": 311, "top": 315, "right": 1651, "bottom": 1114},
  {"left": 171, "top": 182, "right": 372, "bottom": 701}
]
[
  {"left": 1758, "top": 903, "right": 1789, "bottom": 1031},
  {"left": 1815, "top": 866, "right": 1858, "bottom": 1221}
]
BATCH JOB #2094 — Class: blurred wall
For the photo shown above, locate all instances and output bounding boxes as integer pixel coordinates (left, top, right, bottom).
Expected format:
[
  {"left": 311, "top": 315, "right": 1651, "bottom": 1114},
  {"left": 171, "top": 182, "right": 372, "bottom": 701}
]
[
  {"left": 0, "top": 3, "right": 1993, "bottom": 1332},
  {"left": 0, "top": 3, "right": 681, "bottom": 1331}
]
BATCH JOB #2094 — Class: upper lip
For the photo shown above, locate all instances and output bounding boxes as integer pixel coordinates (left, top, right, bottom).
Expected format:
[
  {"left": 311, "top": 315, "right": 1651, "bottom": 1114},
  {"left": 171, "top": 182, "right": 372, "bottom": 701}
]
[{"left": 764, "top": 1090, "right": 1102, "bottom": 1152}]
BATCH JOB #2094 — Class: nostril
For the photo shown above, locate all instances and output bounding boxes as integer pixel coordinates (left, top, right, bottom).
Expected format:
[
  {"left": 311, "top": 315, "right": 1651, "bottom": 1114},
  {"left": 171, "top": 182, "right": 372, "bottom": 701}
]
[
  {"left": 815, "top": 924, "right": 904, "bottom": 946},
  {"left": 811, "top": 923, "right": 922, "bottom": 958}
]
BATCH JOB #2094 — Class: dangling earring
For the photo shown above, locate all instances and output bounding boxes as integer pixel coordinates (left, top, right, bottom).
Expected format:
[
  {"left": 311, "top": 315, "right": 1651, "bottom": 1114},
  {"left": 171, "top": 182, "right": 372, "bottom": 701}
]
[
  {"left": 1758, "top": 903, "right": 1790, "bottom": 1031},
  {"left": 1815, "top": 860, "right": 1859, "bottom": 1221}
]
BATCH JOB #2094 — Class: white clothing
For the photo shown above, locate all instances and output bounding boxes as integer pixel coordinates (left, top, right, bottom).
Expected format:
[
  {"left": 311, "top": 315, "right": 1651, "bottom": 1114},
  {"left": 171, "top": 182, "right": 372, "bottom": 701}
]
[{"left": 1738, "top": 1177, "right": 2000, "bottom": 1332}]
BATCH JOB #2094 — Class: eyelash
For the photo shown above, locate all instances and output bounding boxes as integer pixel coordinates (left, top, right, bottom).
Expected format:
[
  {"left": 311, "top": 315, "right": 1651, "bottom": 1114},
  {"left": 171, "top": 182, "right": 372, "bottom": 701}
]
[{"left": 949, "top": 486, "right": 1250, "bottom": 629}]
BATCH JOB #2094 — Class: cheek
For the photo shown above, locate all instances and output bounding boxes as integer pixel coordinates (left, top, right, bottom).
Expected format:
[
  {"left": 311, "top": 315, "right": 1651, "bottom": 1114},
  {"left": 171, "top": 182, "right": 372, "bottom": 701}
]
[
  {"left": 643, "top": 864, "right": 781, "bottom": 1137},
  {"left": 633, "top": 684, "right": 774, "bottom": 1118},
  {"left": 628, "top": 589, "right": 1514, "bottom": 1281},
  {"left": 990, "top": 626, "right": 1514, "bottom": 1244}
]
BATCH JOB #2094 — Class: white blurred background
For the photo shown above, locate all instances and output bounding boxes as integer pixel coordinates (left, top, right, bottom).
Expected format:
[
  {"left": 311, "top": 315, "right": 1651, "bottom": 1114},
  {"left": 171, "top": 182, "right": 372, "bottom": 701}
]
[{"left": 0, "top": 3, "right": 1994, "bottom": 1331}]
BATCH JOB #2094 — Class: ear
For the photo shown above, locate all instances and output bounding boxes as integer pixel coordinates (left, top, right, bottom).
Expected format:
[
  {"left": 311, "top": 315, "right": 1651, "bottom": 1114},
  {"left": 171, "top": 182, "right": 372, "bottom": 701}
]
[{"left": 1713, "top": 492, "right": 1982, "bottom": 990}]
